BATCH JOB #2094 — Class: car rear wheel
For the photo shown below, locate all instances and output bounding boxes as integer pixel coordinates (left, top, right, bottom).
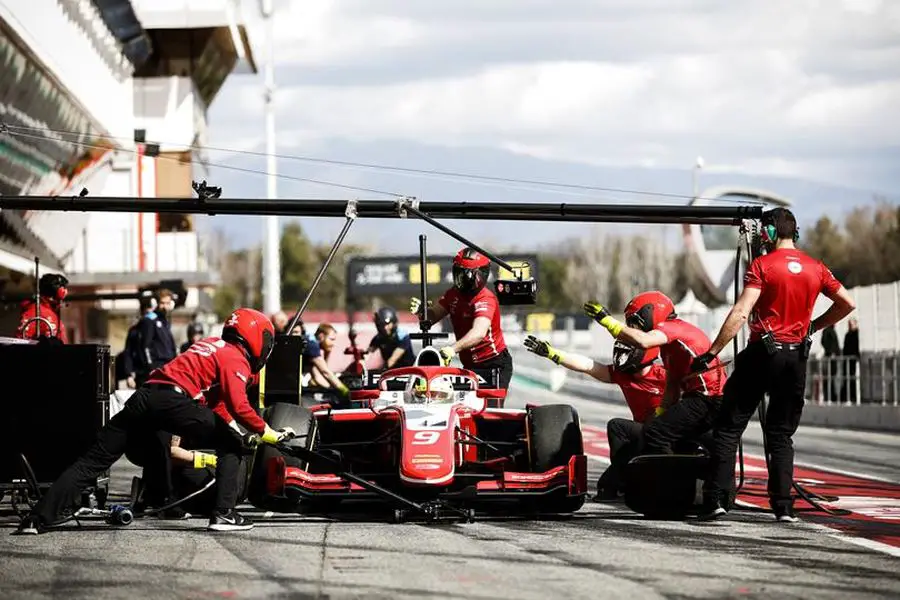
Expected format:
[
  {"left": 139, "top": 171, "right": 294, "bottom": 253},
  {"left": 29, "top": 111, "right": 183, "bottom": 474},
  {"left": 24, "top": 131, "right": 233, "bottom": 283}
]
[
  {"left": 528, "top": 404, "right": 585, "bottom": 513},
  {"left": 247, "top": 402, "right": 311, "bottom": 509}
]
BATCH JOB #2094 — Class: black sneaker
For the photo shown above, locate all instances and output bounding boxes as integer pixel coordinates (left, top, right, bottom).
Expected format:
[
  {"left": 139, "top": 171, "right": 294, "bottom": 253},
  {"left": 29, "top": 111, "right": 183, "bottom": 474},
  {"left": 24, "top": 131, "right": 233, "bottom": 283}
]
[
  {"left": 698, "top": 499, "right": 727, "bottom": 521},
  {"left": 207, "top": 510, "right": 253, "bottom": 532},
  {"left": 15, "top": 515, "right": 45, "bottom": 535},
  {"left": 774, "top": 506, "right": 799, "bottom": 523}
]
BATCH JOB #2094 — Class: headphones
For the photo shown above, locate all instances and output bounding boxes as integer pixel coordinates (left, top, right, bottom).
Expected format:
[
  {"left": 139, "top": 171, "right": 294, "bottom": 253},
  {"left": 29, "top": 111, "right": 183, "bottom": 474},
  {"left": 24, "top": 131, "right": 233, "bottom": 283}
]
[{"left": 761, "top": 208, "right": 800, "bottom": 244}]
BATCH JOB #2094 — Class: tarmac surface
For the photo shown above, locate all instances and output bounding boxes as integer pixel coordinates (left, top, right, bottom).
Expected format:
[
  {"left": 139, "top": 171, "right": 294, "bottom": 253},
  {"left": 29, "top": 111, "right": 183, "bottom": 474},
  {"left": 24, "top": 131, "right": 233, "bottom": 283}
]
[{"left": 2, "top": 379, "right": 899, "bottom": 599}]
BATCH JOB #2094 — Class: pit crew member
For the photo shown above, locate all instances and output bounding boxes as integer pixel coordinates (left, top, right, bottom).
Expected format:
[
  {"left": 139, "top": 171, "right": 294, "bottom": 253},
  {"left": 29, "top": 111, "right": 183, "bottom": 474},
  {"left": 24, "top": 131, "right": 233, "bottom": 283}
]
[
  {"left": 301, "top": 322, "right": 349, "bottom": 398},
  {"left": 524, "top": 335, "right": 665, "bottom": 499},
  {"left": 17, "top": 308, "right": 293, "bottom": 535},
  {"left": 410, "top": 247, "right": 513, "bottom": 389},
  {"left": 366, "top": 306, "right": 415, "bottom": 369},
  {"left": 585, "top": 291, "right": 727, "bottom": 458},
  {"left": 180, "top": 321, "right": 206, "bottom": 353},
  {"left": 692, "top": 207, "right": 856, "bottom": 522},
  {"left": 17, "top": 273, "right": 69, "bottom": 343}
]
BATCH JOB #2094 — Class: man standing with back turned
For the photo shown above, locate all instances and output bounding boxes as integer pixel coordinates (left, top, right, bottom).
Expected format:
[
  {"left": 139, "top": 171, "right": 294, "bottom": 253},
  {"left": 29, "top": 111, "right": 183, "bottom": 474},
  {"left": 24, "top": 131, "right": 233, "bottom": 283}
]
[{"left": 691, "top": 207, "right": 856, "bottom": 522}]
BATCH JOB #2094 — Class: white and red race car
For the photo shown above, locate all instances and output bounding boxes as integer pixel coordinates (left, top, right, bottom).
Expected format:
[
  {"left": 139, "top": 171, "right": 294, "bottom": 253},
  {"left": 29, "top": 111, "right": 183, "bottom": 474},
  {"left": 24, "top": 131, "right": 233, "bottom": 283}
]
[{"left": 248, "top": 349, "right": 587, "bottom": 522}]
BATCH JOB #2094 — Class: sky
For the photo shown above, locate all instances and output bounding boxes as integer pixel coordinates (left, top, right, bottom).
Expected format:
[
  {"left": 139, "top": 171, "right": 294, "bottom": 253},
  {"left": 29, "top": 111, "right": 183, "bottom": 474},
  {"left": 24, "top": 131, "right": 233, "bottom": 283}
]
[{"left": 198, "top": 0, "right": 900, "bottom": 254}]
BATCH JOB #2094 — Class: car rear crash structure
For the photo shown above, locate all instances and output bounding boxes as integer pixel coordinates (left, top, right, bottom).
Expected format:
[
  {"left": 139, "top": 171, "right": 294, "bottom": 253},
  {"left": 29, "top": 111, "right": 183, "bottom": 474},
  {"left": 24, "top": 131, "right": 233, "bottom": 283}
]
[{"left": 10, "top": 187, "right": 849, "bottom": 523}]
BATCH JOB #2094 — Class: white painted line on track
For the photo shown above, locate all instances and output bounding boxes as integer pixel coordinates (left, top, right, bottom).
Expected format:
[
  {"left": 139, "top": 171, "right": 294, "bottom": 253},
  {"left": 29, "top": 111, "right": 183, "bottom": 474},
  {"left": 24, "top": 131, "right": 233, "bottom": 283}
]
[{"left": 826, "top": 533, "right": 900, "bottom": 559}]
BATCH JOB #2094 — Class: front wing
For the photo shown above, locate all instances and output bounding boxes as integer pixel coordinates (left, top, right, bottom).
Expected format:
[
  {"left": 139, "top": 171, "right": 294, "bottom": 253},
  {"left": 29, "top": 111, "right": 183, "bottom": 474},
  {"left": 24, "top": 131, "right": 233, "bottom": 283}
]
[{"left": 265, "top": 454, "right": 588, "bottom": 507}]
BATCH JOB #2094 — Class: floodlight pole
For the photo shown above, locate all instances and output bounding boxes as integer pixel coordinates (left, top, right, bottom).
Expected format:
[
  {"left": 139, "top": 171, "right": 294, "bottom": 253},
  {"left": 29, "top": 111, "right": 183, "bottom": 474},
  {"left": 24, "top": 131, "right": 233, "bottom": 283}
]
[{"left": 260, "top": 0, "right": 281, "bottom": 316}]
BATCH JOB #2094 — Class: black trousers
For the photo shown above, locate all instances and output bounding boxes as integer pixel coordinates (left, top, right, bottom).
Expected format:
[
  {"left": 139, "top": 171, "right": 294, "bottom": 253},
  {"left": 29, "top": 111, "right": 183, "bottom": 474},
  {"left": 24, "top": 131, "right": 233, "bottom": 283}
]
[
  {"left": 643, "top": 393, "right": 722, "bottom": 455},
  {"left": 599, "top": 416, "right": 717, "bottom": 492},
  {"left": 469, "top": 349, "right": 514, "bottom": 390},
  {"left": 597, "top": 418, "right": 644, "bottom": 492},
  {"left": 124, "top": 429, "right": 176, "bottom": 507},
  {"left": 32, "top": 387, "right": 245, "bottom": 525},
  {"left": 704, "top": 341, "right": 807, "bottom": 510}
]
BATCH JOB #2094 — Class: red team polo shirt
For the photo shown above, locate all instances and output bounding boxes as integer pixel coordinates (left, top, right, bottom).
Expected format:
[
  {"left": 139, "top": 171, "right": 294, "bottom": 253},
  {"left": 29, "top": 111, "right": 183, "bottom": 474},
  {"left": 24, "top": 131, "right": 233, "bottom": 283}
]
[
  {"left": 655, "top": 319, "right": 726, "bottom": 397},
  {"left": 438, "top": 287, "right": 507, "bottom": 366},
  {"left": 611, "top": 364, "right": 666, "bottom": 423},
  {"left": 744, "top": 248, "right": 841, "bottom": 344},
  {"left": 17, "top": 299, "right": 67, "bottom": 343},
  {"left": 146, "top": 337, "right": 267, "bottom": 434}
]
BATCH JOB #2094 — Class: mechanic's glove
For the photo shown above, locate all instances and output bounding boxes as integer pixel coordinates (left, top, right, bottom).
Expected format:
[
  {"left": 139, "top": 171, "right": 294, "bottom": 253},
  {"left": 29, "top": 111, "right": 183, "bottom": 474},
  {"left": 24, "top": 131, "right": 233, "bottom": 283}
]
[
  {"left": 583, "top": 301, "right": 624, "bottom": 336},
  {"left": 654, "top": 406, "right": 665, "bottom": 417},
  {"left": 260, "top": 425, "right": 296, "bottom": 445},
  {"left": 524, "top": 335, "right": 564, "bottom": 365},
  {"left": 691, "top": 352, "right": 715, "bottom": 373},
  {"left": 336, "top": 382, "right": 350, "bottom": 398},
  {"left": 439, "top": 346, "right": 456, "bottom": 365},
  {"left": 192, "top": 451, "right": 217, "bottom": 469},
  {"left": 409, "top": 297, "right": 431, "bottom": 318}
]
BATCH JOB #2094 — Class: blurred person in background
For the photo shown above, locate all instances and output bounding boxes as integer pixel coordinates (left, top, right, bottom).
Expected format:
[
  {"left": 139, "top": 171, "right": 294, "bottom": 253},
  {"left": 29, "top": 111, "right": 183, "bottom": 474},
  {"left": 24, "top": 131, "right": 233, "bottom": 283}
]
[
  {"left": 123, "top": 290, "right": 178, "bottom": 387},
  {"left": 366, "top": 307, "right": 415, "bottom": 369},
  {"left": 17, "top": 273, "right": 69, "bottom": 343},
  {"left": 270, "top": 310, "right": 289, "bottom": 334},
  {"left": 842, "top": 317, "right": 860, "bottom": 404},
  {"left": 821, "top": 325, "right": 841, "bottom": 403},
  {"left": 180, "top": 321, "right": 206, "bottom": 353}
]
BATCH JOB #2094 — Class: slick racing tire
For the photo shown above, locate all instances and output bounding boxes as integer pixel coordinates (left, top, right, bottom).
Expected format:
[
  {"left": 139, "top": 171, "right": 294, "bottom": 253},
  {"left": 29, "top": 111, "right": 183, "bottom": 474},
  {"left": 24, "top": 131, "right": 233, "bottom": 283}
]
[
  {"left": 528, "top": 404, "right": 585, "bottom": 513},
  {"left": 247, "top": 403, "right": 311, "bottom": 509}
]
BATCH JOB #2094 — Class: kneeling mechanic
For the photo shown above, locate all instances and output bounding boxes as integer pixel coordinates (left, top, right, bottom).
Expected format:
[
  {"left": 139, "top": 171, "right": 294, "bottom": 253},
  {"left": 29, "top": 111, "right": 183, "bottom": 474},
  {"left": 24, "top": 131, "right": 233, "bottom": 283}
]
[
  {"left": 524, "top": 335, "right": 665, "bottom": 499},
  {"left": 585, "top": 292, "right": 728, "bottom": 460},
  {"left": 17, "top": 307, "right": 294, "bottom": 535}
]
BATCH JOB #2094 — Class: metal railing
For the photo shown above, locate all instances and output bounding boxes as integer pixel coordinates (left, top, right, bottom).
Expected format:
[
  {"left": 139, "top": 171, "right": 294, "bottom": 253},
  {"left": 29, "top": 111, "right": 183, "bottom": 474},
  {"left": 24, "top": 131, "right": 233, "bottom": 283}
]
[
  {"left": 506, "top": 340, "right": 900, "bottom": 408},
  {"left": 805, "top": 353, "right": 899, "bottom": 407}
]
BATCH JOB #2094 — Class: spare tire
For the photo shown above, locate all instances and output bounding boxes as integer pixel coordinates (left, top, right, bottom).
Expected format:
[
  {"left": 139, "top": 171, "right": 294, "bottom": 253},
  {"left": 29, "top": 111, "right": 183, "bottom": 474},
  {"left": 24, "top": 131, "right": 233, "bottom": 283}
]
[
  {"left": 247, "top": 403, "right": 311, "bottom": 509},
  {"left": 528, "top": 404, "right": 585, "bottom": 513}
]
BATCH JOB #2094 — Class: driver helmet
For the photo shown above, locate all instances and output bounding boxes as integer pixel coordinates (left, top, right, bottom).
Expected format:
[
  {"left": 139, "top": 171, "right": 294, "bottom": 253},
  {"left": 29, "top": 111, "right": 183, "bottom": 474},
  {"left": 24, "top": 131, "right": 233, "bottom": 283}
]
[
  {"left": 411, "top": 375, "right": 455, "bottom": 404},
  {"left": 452, "top": 247, "right": 491, "bottom": 294}
]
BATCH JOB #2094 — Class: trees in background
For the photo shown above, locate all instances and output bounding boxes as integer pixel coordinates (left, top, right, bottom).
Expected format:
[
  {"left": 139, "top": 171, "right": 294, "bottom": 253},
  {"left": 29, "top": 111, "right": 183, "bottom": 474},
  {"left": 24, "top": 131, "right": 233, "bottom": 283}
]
[
  {"left": 209, "top": 199, "right": 899, "bottom": 320},
  {"left": 801, "top": 199, "right": 900, "bottom": 287},
  {"left": 210, "top": 221, "right": 367, "bottom": 320}
]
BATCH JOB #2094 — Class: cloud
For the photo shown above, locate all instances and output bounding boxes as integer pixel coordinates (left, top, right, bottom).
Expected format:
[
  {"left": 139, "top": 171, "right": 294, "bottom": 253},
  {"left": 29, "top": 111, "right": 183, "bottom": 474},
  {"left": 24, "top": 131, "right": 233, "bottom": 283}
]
[{"left": 211, "top": 0, "right": 900, "bottom": 191}]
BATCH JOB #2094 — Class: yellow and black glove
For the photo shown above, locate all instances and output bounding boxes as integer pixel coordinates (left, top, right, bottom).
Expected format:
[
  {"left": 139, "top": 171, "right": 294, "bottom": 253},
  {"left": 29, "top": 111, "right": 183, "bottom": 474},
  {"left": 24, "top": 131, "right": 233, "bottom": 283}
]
[
  {"left": 260, "top": 425, "right": 296, "bottom": 445},
  {"left": 524, "top": 335, "right": 564, "bottom": 365},
  {"left": 438, "top": 346, "right": 456, "bottom": 366},
  {"left": 192, "top": 451, "right": 217, "bottom": 469},
  {"left": 583, "top": 301, "right": 624, "bottom": 337}
]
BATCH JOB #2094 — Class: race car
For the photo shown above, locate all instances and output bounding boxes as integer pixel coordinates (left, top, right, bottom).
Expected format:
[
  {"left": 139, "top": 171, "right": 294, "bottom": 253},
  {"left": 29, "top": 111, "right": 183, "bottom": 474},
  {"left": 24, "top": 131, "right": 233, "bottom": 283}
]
[{"left": 247, "top": 348, "right": 587, "bottom": 522}]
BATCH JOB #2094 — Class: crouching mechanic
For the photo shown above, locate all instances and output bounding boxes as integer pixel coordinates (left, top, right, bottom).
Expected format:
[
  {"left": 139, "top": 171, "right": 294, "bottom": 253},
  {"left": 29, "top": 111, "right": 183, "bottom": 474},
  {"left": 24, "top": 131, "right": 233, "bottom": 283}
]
[
  {"left": 301, "top": 323, "right": 350, "bottom": 401},
  {"left": 17, "top": 308, "right": 294, "bottom": 535},
  {"left": 410, "top": 247, "right": 513, "bottom": 389},
  {"left": 524, "top": 335, "right": 665, "bottom": 499},
  {"left": 584, "top": 292, "right": 727, "bottom": 459}
]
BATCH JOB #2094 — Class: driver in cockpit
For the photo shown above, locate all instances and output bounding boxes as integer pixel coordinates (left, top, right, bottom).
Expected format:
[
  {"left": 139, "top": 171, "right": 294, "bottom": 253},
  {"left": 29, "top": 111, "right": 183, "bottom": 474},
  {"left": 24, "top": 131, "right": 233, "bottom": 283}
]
[{"left": 409, "top": 376, "right": 455, "bottom": 404}]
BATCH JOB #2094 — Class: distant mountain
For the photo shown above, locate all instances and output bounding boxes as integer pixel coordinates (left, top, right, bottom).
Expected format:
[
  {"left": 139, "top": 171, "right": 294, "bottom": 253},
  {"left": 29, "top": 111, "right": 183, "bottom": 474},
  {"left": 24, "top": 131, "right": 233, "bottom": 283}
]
[{"left": 197, "top": 138, "right": 895, "bottom": 255}]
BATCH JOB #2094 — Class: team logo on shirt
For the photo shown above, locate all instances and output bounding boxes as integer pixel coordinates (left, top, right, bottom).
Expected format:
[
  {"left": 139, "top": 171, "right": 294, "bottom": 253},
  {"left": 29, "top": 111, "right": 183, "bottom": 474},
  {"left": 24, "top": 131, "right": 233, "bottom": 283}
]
[{"left": 787, "top": 261, "right": 803, "bottom": 274}]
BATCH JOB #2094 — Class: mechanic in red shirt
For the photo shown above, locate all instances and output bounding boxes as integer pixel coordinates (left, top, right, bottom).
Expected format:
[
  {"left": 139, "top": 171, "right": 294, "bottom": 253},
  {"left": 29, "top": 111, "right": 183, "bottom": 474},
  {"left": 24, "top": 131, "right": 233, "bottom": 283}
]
[
  {"left": 524, "top": 334, "right": 666, "bottom": 499},
  {"left": 585, "top": 291, "right": 727, "bottom": 458},
  {"left": 17, "top": 273, "right": 69, "bottom": 343},
  {"left": 410, "top": 247, "right": 513, "bottom": 389},
  {"left": 691, "top": 208, "right": 856, "bottom": 522},
  {"left": 18, "top": 308, "right": 293, "bottom": 535}
]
